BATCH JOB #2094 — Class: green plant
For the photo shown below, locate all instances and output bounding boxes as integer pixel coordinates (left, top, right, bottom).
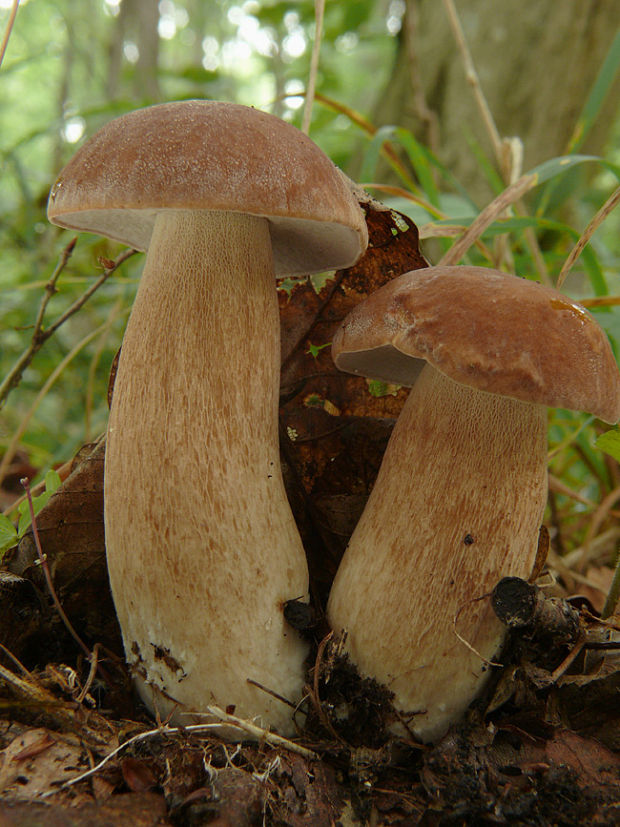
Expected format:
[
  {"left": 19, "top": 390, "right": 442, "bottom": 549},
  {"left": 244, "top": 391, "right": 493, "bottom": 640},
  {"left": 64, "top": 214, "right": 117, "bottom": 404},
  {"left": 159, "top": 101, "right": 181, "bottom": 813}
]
[{"left": 0, "top": 468, "right": 61, "bottom": 557}]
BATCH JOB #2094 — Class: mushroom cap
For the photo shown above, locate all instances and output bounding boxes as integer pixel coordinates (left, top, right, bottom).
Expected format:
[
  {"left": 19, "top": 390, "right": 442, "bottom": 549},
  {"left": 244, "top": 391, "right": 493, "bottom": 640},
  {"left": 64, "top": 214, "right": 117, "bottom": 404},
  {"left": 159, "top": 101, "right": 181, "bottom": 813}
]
[
  {"left": 332, "top": 265, "right": 620, "bottom": 423},
  {"left": 47, "top": 100, "right": 367, "bottom": 276}
]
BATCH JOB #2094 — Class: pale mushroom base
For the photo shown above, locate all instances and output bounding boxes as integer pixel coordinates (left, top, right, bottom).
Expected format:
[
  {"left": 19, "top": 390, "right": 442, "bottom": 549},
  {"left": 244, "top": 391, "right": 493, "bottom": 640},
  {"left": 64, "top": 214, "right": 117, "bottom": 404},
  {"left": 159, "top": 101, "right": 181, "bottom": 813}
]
[
  {"left": 327, "top": 366, "right": 548, "bottom": 742},
  {"left": 105, "top": 210, "right": 309, "bottom": 736}
]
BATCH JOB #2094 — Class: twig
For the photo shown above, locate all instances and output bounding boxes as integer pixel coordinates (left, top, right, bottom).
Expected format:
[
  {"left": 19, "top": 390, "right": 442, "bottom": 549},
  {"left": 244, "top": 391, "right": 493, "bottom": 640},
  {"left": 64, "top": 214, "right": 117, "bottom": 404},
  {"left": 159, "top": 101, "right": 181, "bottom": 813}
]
[
  {"left": 0, "top": 314, "right": 127, "bottom": 485},
  {"left": 453, "top": 592, "right": 503, "bottom": 668},
  {"left": 442, "top": 0, "right": 550, "bottom": 282},
  {"left": 550, "top": 635, "right": 586, "bottom": 683},
  {"left": 0, "top": 244, "right": 136, "bottom": 410},
  {"left": 442, "top": 0, "right": 502, "bottom": 164},
  {"left": 19, "top": 479, "right": 114, "bottom": 685},
  {"left": 42, "top": 712, "right": 319, "bottom": 798},
  {"left": 0, "top": 661, "right": 59, "bottom": 707},
  {"left": 0, "top": 238, "right": 76, "bottom": 408},
  {"left": 307, "top": 631, "right": 345, "bottom": 743},
  {"left": 301, "top": 0, "right": 325, "bottom": 134},
  {"left": 76, "top": 643, "right": 100, "bottom": 704},
  {"left": 20, "top": 478, "right": 92, "bottom": 661},
  {"left": 556, "top": 185, "right": 620, "bottom": 288},
  {"left": 578, "top": 484, "right": 620, "bottom": 573},
  {"left": 201, "top": 705, "right": 318, "bottom": 759},
  {"left": 246, "top": 678, "right": 297, "bottom": 710},
  {"left": 438, "top": 174, "right": 537, "bottom": 266},
  {"left": 0, "top": 0, "right": 20, "bottom": 69},
  {"left": 580, "top": 295, "right": 620, "bottom": 308}
]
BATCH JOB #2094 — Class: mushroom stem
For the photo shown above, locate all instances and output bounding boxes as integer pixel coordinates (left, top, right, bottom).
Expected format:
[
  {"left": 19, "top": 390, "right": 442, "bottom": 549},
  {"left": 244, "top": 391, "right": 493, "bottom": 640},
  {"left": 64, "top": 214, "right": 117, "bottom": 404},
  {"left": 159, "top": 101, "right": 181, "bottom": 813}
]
[
  {"left": 327, "top": 364, "right": 548, "bottom": 741},
  {"left": 105, "top": 210, "right": 308, "bottom": 734}
]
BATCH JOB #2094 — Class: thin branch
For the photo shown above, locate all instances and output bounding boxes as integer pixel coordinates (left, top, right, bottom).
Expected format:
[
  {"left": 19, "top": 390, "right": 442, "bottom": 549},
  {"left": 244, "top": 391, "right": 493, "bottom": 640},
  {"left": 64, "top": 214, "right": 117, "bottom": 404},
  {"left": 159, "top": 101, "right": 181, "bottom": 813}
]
[
  {"left": 20, "top": 478, "right": 92, "bottom": 661},
  {"left": 557, "top": 185, "right": 620, "bottom": 288},
  {"left": 201, "top": 705, "right": 319, "bottom": 759},
  {"left": 20, "top": 479, "right": 113, "bottom": 687},
  {"left": 0, "top": 245, "right": 136, "bottom": 410},
  {"left": 0, "top": 312, "right": 128, "bottom": 485},
  {"left": 0, "top": 0, "right": 20, "bottom": 69},
  {"left": 442, "top": 0, "right": 550, "bottom": 283},
  {"left": 0, "top": 238, "right": 76, "bottom": 407},
  {"left": 441, "top": 0, "right": 502, "bottom": 164},
  {"left": 42, "top": 710, "right": 318, "bottom": 798},
  {"left": 438, "top": 173, "right": 537, "bottom": 266},
  {"left": 301, "top": 0, "right": 325, "bottom": 134},
  {"left": 453, "top": 592, "right": 503, "bottom": 668}
]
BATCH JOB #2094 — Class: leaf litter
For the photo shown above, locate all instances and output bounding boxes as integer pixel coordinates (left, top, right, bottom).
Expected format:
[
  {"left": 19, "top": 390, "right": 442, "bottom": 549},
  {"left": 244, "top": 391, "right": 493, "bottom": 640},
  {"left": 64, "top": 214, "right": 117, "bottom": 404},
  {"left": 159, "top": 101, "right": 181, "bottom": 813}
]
[{"left": 0, "top": 202, "right": 619, "bottom": 824}]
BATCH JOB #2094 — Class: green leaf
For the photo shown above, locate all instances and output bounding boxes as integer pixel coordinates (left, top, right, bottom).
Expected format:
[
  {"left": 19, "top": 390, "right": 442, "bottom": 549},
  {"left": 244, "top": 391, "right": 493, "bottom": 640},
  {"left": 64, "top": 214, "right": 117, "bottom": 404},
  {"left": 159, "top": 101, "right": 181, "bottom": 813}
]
[
  {"left": 306, "top": 341, "right": 331, "bottom": 359},
  {"left": 44, "top": 469, "right": 62, "bottom": 495},
  {"left": 367, "top": 379, "right": 400, "bottom": 398},
  {"left": 16, "top": 470, "right": 62, "bottom": 536},
  {"left": 568, "top": 30, "right": 620, "bottom": 153},
  {"left": 0, "top": 514, "right": 18, "bottom": 556},
  {"left": 528, "top": 155, "right": 620, "bottom": 187},
  {"left": 596, "top": 429, "right": 620, "bottom": 463}
]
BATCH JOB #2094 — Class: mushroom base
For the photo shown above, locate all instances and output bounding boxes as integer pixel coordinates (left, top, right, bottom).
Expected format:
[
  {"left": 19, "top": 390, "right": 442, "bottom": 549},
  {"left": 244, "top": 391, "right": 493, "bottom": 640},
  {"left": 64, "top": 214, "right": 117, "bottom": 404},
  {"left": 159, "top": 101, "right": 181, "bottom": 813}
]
[
  {"left": 104, "top": 210, "right": 309, "bottom": 736},
  {"left": 327, "top": 366, "right": 548, "bottom": 742}
]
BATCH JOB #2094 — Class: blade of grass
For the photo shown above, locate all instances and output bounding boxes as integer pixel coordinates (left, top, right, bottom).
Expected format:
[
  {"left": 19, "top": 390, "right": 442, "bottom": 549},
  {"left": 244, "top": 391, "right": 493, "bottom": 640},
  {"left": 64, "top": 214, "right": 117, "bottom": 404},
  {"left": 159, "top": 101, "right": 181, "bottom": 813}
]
[
  {"left": 557, "top": 185, "right": 620, "bottom": 288},
  {"left": 439, "top": 156, "right": 620, "bottom": 268},
  {"left": 438, "top": 174, "right": 537, "bottom": 266},
  {"left": 567, "top": 29, "right": 620, "bottom": 154},
  {"left": 359, "top": 125, "right": 420, "bottom": 193},
  {"left": 301, "top": 0, "right": 325, "bottom": 134}
]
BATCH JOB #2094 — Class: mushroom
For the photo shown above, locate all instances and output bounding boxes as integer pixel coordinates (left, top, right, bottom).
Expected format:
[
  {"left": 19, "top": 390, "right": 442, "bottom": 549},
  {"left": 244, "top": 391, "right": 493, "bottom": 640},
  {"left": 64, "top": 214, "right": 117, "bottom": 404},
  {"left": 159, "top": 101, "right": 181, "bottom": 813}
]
[
  {"left": 327, "top": 265, "right": 620, "bottom": 742},
  {"left": 47, "top": 100, "right": 368, "bottom": 734}
]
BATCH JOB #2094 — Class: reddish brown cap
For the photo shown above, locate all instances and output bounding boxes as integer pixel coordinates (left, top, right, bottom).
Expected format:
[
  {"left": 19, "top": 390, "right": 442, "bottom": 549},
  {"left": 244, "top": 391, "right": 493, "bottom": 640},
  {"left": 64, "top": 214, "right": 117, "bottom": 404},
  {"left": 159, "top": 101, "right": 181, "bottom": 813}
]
[
  {"left": 47, "top": 100, "right": 367, "bottom": 276},
  {"left": 332, "top": 266, "right": 620, "bottom": 423}
]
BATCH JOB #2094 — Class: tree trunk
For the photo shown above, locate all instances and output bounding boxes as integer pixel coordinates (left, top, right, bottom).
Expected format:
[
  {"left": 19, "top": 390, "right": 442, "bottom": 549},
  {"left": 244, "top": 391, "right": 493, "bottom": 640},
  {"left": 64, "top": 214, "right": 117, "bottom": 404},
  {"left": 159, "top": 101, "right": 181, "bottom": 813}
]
[
  {"left": 107, "top": 0, "right": 160, "bottom": 101},
  {"left": 366, "top": 0, "right": 620, "bottom": 202}
]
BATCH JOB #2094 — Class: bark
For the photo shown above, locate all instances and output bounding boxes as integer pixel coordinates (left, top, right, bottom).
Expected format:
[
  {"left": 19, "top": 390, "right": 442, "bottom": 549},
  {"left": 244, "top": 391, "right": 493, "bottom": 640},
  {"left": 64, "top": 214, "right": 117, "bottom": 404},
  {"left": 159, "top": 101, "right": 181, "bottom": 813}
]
[
  {"left": 367, "top": 0, "right": 620, "bottom": 202},
  {"left": 107, "top": 0, "right": 160, "bottom": 101}
]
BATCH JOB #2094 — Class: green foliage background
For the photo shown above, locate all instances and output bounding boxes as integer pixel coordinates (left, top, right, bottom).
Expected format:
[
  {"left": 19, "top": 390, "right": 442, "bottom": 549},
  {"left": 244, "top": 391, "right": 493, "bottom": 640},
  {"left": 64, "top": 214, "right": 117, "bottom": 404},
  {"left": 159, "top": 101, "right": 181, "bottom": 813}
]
[
  {"left": 0, "top": 0, "right": 400, "bottom": 471},
  {"left": 1, "top": 0, "right": 619, "bottom": 563}
]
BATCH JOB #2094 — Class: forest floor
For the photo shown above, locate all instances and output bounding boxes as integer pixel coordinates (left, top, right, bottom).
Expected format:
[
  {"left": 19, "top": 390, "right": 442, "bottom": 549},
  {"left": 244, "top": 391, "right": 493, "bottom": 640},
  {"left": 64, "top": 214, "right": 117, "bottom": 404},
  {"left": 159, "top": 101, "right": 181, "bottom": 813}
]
[
  {"left": 0, "top": 438, "right": 619, "bottom": 826},
  {"left": 1, "top": 209, "right": 619, "bottom": 824}
]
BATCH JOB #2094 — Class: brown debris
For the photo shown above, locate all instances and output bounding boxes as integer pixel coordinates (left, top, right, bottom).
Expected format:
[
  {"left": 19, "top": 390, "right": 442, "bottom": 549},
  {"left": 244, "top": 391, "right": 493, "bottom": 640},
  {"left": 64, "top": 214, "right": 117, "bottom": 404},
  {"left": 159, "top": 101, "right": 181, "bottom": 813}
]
[{"left": 1, "top": 203, "right": 619, "bottom": 823}]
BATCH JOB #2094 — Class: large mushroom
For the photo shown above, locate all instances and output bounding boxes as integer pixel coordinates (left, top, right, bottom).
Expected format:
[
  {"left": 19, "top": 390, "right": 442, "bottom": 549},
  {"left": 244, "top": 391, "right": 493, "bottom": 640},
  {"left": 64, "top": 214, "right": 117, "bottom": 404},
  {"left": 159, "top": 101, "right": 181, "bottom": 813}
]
[
  {"left": 48, "top": 100, "right": 368, "bottom": 734},
  {"left": 327, "top": 265, "right": 620, "bottom": 742}
]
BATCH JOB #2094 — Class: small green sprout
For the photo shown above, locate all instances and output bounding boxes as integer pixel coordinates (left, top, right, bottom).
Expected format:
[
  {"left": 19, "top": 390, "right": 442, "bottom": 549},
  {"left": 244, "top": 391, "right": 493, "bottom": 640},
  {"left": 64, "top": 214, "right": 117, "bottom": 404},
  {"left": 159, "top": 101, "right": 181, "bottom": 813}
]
[
  {"left": 0, "top": 469, "right": 62, "bottom": 558},
  {"left": 306, "top": 341, "right": 331, "bottom": 360}
]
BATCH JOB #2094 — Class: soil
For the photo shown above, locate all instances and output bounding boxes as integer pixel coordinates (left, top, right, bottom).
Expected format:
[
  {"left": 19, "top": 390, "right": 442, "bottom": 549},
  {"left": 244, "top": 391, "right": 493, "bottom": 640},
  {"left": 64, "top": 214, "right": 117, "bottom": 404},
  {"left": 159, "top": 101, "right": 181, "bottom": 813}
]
[{"left": 1, "top": 207, "right": 618, "bottom": 823}]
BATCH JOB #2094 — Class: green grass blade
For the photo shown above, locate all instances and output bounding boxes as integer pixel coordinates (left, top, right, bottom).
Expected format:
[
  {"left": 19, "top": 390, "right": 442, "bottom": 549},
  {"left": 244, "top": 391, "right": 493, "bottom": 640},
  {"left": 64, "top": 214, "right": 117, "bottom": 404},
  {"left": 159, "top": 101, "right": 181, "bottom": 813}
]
[{"left": 567, "top": 30, "right": 620, "bottom": 153}]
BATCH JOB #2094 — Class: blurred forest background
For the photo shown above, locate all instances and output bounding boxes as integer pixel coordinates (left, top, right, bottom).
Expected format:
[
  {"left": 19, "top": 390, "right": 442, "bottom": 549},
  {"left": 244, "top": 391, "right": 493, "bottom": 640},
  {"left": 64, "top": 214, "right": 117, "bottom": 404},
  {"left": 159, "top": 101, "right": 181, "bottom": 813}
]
[{"left": 1, "top": 0, "right": 620, "bottom": 584}]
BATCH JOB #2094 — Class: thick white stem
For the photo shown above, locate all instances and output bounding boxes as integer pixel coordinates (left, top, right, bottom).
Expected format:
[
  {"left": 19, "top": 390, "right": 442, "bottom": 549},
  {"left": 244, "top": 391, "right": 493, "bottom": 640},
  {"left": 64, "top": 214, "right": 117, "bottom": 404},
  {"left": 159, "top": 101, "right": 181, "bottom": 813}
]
[
  {"left": 327, "top": 365, "right": 548, "bottom": 741},
  {"left": 105, "top": 210, "right": 308, "bottom": 735}
]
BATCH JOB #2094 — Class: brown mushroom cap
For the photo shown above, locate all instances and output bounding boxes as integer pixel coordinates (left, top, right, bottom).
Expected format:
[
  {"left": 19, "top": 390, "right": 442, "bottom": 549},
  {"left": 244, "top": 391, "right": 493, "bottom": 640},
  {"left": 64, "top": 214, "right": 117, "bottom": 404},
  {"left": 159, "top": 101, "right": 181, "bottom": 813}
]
[
  {"left": 333, "top": 265, "right": 620, "bottom": 423},
  {"left": 47, "top": 100, "right": 367, "bottom": 276}
]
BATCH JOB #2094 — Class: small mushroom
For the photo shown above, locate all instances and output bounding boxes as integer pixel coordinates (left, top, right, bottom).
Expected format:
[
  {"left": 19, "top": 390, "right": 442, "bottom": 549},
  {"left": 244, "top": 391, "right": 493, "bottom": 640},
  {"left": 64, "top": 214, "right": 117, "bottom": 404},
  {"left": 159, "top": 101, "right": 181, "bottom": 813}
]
[
  {"left": 327, "top": 265, "right": 620, "bottom": 742},
  {"left": 48, "top": 101, "right": 368, "bottom": 734}
]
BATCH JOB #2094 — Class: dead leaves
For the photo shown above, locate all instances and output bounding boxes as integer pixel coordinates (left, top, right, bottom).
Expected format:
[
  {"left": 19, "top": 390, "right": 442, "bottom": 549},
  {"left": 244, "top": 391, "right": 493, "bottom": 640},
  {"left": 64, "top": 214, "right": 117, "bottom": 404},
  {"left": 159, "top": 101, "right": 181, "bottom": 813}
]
[{"left": 279, "top": 203, "right": 428, "bottom": 595}]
